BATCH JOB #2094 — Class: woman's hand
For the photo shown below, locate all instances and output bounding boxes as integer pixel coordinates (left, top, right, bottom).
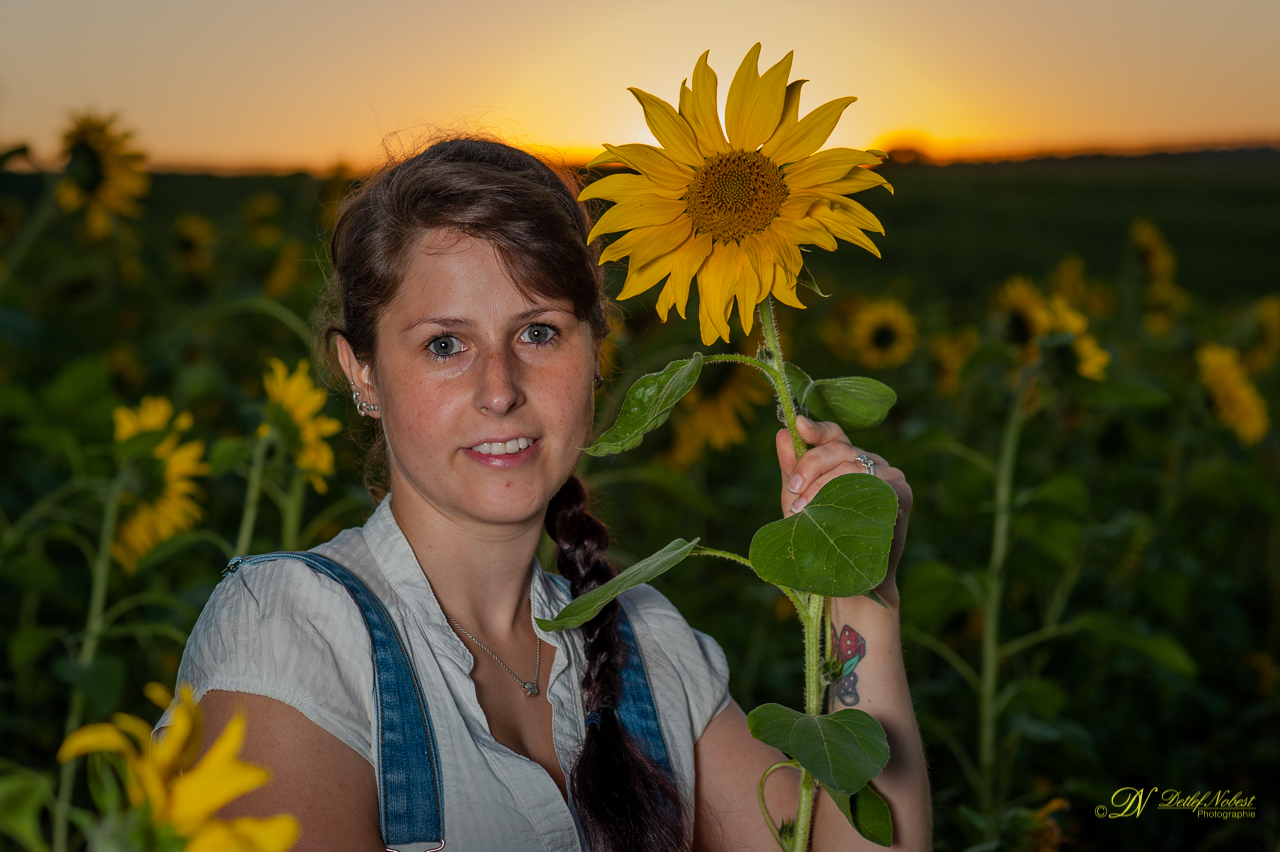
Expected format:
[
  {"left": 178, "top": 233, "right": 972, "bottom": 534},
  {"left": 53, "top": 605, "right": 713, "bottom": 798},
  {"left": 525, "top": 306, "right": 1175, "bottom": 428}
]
[{"left": 775, "top": 417, "right": 913, "bottom": 597}]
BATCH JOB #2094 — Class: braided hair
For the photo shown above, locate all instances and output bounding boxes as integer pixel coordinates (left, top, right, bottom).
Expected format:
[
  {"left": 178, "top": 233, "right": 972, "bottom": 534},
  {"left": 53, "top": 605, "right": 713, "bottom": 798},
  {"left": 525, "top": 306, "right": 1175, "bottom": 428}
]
[{"left": 320, "top": 135, "right": 688, "bottom": 851}]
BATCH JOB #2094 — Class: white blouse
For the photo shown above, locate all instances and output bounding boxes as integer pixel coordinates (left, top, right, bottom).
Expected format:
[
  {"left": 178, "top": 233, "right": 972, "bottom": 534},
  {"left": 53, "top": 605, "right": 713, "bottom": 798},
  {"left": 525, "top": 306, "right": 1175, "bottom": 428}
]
[{"left": 158, "top": 495, "right": 731, "bottom": 852}]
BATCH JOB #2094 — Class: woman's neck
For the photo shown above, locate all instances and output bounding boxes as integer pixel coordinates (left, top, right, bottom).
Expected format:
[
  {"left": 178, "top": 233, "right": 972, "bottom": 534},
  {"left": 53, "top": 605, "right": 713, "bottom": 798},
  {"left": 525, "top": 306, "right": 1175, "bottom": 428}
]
[{"left": 386, "top": 484, "right": 545, "bottom": 638}]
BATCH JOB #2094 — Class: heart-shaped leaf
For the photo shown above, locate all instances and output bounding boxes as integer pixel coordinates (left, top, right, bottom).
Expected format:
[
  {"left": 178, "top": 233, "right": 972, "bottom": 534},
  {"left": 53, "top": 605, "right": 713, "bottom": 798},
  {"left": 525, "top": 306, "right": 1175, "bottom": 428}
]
[
  {"left": 804, "top": 377, "right": 896, "bottom": 432},
  {"left": 747, "top": 703, "right": 890, "bottom": 794},
  {"left": 749, "top": 475, "right": 897, "bottom": 597},
  {"left": 536, "top": 537, "right": 699, "bottom": 630},
  {"left": 585, "top": 354, "right": 703, "bottom": 456},
  {"left": 833, "top": 781, "right": 893, "bottom": 846}
]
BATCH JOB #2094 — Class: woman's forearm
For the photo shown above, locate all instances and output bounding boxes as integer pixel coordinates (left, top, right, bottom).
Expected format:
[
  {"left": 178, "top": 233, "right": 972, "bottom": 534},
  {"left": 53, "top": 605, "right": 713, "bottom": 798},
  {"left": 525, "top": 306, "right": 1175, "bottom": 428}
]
[{"left": 813, "top": 588, "right": 933, "bottom": 851}]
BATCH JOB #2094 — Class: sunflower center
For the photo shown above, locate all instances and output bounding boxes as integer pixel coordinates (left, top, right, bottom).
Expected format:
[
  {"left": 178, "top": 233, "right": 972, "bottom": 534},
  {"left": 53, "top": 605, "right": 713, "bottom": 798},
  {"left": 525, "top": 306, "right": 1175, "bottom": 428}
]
[
  {"left": 873, "top": 325, "right": 898, "bottom": 350},
  {"left": 685, "top": 150, "right": 788, "bottom": 243},
  {"left": 1007, "top": 311, "right": 1032, "bottom": 346},
  {"left": 67, "top": 141, "right": 106, "bottom": 195}
]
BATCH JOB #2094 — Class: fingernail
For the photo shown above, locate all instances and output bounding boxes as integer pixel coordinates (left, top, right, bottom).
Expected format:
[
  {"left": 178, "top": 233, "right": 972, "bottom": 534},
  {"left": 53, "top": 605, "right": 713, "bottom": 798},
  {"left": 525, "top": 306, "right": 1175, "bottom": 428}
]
[
  {"left": 797, "top": 416, "right": 813, "bottom": 428},
  {"left": 787, "top": 474, "right": 804, "bottom": 493},
  {"left": 790, "top": 495, "right": 809, "bottom": 514}
]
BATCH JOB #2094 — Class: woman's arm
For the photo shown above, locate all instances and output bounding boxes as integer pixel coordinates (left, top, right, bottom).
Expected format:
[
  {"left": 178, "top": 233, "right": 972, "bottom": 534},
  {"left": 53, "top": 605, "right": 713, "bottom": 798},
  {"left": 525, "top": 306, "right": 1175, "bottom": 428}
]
[
  {"left": 198, "top": 690, "right": 383, "bottom": 852},
  {"left": 692, "top": 417, "right": 932, "bottom": 851}
]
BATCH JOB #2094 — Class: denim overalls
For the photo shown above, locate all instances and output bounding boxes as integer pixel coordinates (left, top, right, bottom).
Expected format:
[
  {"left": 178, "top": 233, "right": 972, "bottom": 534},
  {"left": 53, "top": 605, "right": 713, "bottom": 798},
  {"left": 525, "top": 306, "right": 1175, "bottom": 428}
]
[{"left": 226, "top": 552, "right": 675, "bottom": 851}]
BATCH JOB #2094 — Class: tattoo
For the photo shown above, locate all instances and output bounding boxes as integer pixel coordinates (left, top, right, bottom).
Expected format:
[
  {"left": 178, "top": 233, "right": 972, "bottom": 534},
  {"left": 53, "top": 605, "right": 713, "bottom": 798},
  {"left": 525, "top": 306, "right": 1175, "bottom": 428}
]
[{"left": 829, "top": 624, "right": 866, "bottom": 706}]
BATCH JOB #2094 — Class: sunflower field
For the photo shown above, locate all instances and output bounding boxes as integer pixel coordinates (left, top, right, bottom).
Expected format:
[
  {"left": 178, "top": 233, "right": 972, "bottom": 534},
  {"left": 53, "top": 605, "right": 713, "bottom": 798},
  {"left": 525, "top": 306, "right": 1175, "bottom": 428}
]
[{"left": 0, "top": 115, "right": 1278, "bottom": 852}]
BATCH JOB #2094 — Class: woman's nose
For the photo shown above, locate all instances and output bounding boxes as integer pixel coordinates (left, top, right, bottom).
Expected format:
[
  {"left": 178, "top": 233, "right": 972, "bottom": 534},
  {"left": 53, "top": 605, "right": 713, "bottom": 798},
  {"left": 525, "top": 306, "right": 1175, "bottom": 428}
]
[{"left": 474, "top": 349, "right": 524, "bottom": 415}]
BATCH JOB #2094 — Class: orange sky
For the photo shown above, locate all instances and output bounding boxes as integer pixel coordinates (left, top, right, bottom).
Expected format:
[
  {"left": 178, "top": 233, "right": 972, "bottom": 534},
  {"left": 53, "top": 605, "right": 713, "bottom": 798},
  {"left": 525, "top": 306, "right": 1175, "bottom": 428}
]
[{"left": 2, "top": 0, "right": 1278, "bottom": 170}]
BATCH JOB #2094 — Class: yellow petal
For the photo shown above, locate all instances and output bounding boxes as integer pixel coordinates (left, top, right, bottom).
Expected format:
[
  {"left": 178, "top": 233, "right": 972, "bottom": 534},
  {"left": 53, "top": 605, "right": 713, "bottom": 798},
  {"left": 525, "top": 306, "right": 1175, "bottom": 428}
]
[
  {"left": 579, "top": 173, "right": 683, "bottom": 203},
  {"left": 658, "top": 231, "right": 714, "bottom": 320},
  {"left": 169, "top": 713, "right": 271, "bottom": 834},
  {"left": 229, "top": 816, "right": 301, "bottom": 852},
  {"left": 760, "top": 79, "right": 807, "bottom": 160},
  {"left": 616, "top": 252, "right": 677, "bottom": 302},
  {"left": 808, "top": 204, "right": 882, "bottom": 257},
  {"left": 822, "top": 167, "right": 893, "bottom": 196},
  {"left": 770, "top": 213, "right": 839, "bottom": 252},
  {"left": 696, "top": 243, "right": 738, "bottom": 344},
  {"left": 111, "top": 713, "right": 156, "bottom": 750},
  {"left": 590, "top": 144, "right": 692, "bottom": 192},
  {"left": 823, "top": 195, "right": 884, "bottom": 234},
  {"left": 629, "top": 217, "right": 692, "bottom": 270},
  {"left": 628, "top": 88, "right": 703, "bottom": 167},
  {"left": 725, "top": 45, "right": 794, "bottom": 151},
  {"left": 784, "top": 148, "right": 883, "bottom": 190},
  {"left": 57, "top": 723, "right": 138, "bottom": 763},
  {"left": 763, "top": 96, "right": 858, "bottom": 165},
  {"left": 145, "top": 682, "right": 174, "bottom": 711},
  {"left": 586, "top": 195, "right": 688, "bottom": 244},
  {"left": 684, "top": 51, "right": 729, "bottom": 157}
]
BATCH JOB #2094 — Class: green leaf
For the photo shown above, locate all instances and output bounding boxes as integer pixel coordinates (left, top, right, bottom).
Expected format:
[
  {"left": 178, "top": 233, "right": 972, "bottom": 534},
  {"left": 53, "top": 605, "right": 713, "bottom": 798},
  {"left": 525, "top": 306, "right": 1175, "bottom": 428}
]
[
  {"left": 1076, "top": 612, "right": 1198, "bottom": 677},
  {"left": 803, "top": 377, "right": 896, "bottom": 432},
  {"left": 114, "top": 430, "right": 168, "bottom": 461},
  {"left": 833, "top": 782, "right": 893, "bottom": 847},
  {"left": 209, "top": 437, "right": 255, "bottom": 475},
  {"left": 584, "top": 354, "right": 703, "bottom": 456},
  {"left": 749, "top": 475, "right": 898, "bottom": 597},
  {"left": 1066, "top": 378, "right": 1169, "bottom": 409},
  {"left": 53, "top": 656, "right": 125, "bottom": 719},
  {"left": 747, "top": 704, "right": 890, "bottom": 794},
  {"left": 784, "top": 362, "right": 814, "bottom": 406},
  {"left": 0, "top": 769, "right": 53, "bottom": 852},
  {"left": 135, "top": 530, "right": 233, "bottom": 572},
  {"left": 536, "top": 538, "right": 700, "bottom": 630}
]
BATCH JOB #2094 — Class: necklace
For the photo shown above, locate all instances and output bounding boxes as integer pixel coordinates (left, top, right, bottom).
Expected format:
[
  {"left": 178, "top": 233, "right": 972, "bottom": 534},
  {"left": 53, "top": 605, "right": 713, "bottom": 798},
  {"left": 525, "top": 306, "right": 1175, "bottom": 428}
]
[{"left": 444, "top": 612, "right": 541, "bottom": 697}]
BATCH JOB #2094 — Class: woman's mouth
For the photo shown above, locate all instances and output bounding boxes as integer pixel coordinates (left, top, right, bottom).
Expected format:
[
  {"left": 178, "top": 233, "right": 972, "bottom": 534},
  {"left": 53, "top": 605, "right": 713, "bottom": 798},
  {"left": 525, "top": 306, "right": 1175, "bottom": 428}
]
[
  {"left": 462, "top": 437, "right": 539, "bottom": 466},
  {"left": 469, "top": 437, "right": 534, "bottom": 455}
]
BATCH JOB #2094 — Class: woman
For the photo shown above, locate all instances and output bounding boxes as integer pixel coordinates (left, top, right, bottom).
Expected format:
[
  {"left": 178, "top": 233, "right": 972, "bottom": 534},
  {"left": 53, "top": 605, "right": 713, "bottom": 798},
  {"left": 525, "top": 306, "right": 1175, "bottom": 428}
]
[{"left": 166, "top": 138, "right": 932, "bottom": 851}]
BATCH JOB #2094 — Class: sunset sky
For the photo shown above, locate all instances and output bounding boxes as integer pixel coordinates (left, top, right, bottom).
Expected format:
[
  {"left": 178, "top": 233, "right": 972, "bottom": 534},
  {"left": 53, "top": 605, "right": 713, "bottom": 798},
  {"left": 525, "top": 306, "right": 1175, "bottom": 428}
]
[{"left": 2, "top": 0, "right": 1278, "bottom": 170}]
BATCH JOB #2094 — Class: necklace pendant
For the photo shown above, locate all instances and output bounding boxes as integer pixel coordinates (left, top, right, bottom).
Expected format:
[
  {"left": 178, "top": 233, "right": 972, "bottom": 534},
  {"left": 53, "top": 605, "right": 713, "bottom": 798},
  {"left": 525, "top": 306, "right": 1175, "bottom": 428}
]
[{"left": 522, "top": 682, "right": 538, "bottom": 697}]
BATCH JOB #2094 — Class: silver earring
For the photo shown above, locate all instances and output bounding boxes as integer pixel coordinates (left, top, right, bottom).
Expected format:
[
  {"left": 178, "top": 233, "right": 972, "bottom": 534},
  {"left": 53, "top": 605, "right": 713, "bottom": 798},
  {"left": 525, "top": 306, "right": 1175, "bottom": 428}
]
[{"left": 350, "top": 381, "right": 379, "bottom": 415}]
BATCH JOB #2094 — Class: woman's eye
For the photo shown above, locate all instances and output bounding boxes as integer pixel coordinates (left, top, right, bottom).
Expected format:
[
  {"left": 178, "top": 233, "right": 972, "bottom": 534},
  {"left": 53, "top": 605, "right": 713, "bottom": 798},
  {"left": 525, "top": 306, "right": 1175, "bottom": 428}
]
[
  {"left": 427, "top": 336, "right": 462, "bottom": 357},
  {"left": 521, "top": 324, "right": 558, "bottom": 345}
]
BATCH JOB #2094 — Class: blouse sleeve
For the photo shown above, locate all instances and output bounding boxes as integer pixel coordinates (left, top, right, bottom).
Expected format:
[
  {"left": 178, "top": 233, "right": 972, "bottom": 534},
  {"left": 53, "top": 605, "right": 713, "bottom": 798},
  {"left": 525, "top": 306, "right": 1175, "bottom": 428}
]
[{"left": 156, "top": 557, "right": 376, "bottom": 764}]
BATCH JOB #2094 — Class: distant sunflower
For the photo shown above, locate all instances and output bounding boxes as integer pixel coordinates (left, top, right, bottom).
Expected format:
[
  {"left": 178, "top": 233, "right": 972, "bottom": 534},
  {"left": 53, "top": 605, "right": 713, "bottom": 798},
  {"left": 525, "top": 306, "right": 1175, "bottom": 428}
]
[
  {"left": 55, "top": 112, "right": 149, "bottom": 241},
  {"left": 993, "top": 276, "right": 1051, "bottom": 364},
  {"left": 1131, "top": 220, "right": 1189, "bottom": 336},
  {"left": 1196, "top": 343, "right": 1270, "bottom": 446},
  {"left": 664, "top": 366, "right": 770, "bottom": 469},
  {"left": 582, "top": 44, "right": 891, "bottom": 345},
  {"left": 850, "top": 298, "right": 917, "bottom": 369},
  {"left": 930, "top": 327, "right": 980, "bottom": 396},
  {"left": 258, "top": 359, "right": 343, "bottom": 493},
  {"left": 1243, "top": 295, "right": 1280, "bottom": 373},
  {"left": 112, "top": 397, "right": 210, "bottom": 573},
  {"left": 1049, "top": 254, "right": 1113, "bottom": 319},
  {"left": 174, "top": 214, "right": 217, "bottom": 275},
  {"left": 1048, "top": 295, "right": 1109, "bottom": 381}
]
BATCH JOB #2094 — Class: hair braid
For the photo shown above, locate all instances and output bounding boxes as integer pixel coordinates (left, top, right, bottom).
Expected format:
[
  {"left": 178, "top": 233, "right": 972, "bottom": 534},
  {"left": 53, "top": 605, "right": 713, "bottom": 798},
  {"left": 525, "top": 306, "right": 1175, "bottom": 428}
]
[{"left": 544, "top": 475, "right": 688, "bottom": 852}]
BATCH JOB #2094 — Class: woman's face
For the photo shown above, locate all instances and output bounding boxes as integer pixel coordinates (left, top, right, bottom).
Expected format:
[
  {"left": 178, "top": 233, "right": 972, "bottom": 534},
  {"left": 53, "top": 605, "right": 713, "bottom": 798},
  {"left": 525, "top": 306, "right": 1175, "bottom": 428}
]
[{"left": 360, "top": 230, "right": 598, "bottom": 529}]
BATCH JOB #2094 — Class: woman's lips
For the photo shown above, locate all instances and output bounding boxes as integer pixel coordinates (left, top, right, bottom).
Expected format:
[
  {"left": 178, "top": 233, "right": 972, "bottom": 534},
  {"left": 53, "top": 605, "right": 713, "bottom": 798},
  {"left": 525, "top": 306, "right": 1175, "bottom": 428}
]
[{"left": 462, "top": 438, "right": 539, "bottom": 466}]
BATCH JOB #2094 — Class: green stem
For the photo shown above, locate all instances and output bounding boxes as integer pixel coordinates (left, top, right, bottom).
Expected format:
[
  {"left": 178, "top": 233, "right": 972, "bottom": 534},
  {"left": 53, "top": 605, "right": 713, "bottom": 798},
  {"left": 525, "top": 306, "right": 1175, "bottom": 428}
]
[
  {"left": 0, "top": 173, "right": 60, "bottom": 296},
  {"left": 690, "top": 546, "right": 753, "bottom": 569},
  {"left": 976, "top": 366, "right": 1034, "bottom": 826},
  {"left": 758, "top": 298, "right": 807, "bottom": 460},
  {"left": 760, "top": 759, "right": 801, "bottom": 851},
  {"left": 791, "top": 592, "right": 826, "bottom": 851},
  {"left": 234, "top": 436, "right": 270, "bottom": 556},
  {"left": 52, "top": 461, "right": 131, "bottom": 852},
  {"left": 280, "top": 468, "right": 306, "bottom": 551}
]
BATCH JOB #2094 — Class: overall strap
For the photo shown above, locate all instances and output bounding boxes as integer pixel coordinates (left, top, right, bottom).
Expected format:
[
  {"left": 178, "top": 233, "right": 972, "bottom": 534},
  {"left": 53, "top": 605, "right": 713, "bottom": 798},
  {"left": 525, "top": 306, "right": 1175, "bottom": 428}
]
[
  {"left": 226, "top": 552, "right": 445, "bottom": 852},
  {"left": 546, "top": 574, "right": 675, "bottom": 784}
]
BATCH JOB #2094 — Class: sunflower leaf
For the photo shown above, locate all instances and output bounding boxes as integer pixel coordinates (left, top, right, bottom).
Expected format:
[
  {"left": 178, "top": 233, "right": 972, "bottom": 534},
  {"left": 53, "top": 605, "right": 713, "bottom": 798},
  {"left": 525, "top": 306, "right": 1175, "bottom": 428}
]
[
  {"left": 832, "top": 782, "right": 894, "bottom": 846},
  {"left": 536, "top": 537, "right": 700, "bottom": 630},
  {"left": 796, "top": 267, "right": 830, "bottom": 297},
  {"left": 746, "top": 704, "right": 890, "bottom": 795},
  {"left": 585, "top": 354, "right": 703, "bottom": 456},
  {"left": 804, "top": 377, "right": 896, "bottom": 432},
  {"left": 749, "top": 474, "right": 897, "bottom": 597}
]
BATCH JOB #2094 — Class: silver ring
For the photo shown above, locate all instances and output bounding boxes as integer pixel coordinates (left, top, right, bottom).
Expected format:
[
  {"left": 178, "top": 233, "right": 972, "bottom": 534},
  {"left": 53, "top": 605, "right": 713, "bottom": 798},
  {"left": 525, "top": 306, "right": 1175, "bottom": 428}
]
[{"left": 856, "top": 453, "right": 875, "bottom": 476}]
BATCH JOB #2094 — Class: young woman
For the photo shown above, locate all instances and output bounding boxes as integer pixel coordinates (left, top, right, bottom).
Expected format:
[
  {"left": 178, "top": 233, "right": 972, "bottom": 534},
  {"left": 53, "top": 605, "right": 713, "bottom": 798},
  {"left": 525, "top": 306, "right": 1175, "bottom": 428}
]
[{"left": 166, "top": 138, "right": 932, "bottom": 851}]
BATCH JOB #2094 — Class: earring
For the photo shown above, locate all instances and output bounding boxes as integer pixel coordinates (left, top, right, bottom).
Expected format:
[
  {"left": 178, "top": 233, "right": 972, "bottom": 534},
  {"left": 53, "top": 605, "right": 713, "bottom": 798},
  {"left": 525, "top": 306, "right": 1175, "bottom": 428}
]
[
  {"left": 594, "top": 375, "right": 604, "bottom": 390},
  {"left": 350, "top": 380, "right": 379, "bottom": 415}
]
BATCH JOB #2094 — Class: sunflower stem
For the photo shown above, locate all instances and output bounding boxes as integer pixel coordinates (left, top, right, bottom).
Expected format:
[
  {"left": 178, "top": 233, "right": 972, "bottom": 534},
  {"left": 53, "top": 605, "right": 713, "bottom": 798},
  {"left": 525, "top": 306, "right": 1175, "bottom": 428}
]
[
  {"left": 280, "top": 467, "right": 306, "bottom": 551},
  {"left": 235, "top": 435, "right": 271, "bottom": 556},
  {"left": 52, "top": 460, "right": 132, "bottom": 852},
  {"left": 791, "top": 591, "right": 826, "bottom": 851},
  {"left": 0, "top": 173, "right": 61, "bottom": 296},
  {"left": 689, "top": 546, "right": 754, "bottom": 569},
  {"left": 760, "top": 759, "right": 801, "bottom": 851},
  {"left": 758, "top": 299, "right": 807, "bottom": 460}
]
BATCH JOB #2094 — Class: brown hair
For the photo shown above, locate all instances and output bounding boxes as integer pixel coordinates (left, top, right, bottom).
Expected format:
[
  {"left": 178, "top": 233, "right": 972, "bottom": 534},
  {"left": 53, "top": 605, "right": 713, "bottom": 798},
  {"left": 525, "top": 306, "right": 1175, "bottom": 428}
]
[{"left": 319, "top": 136, "right": 688, "bottom": 852}]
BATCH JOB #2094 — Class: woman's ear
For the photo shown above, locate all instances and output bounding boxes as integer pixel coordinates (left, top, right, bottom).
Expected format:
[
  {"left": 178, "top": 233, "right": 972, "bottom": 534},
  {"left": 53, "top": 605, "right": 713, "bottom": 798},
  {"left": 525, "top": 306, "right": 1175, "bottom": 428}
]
[{"left": 335, "top": 335, "right": 381, "bottom": 417}]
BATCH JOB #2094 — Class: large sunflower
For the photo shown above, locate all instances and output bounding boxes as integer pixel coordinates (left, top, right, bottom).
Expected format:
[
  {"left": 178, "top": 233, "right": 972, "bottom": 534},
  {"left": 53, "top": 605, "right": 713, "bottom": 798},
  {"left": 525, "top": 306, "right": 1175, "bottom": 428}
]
[
  {"left": 55, "top": 112, "right": 149, "bottom": 241},
  {"left": 112, "top": 397, "right": 210, "bottom": 573},
  {"left": 581, "top": 45, "right": 891, "bottom": 345}
]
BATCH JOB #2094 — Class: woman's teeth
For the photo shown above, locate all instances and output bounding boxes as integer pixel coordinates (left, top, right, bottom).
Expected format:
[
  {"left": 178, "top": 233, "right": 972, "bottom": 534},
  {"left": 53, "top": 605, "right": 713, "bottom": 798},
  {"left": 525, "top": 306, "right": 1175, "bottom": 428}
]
[{"left": 471, "top": 438, "right": 532, "bottom": 455}]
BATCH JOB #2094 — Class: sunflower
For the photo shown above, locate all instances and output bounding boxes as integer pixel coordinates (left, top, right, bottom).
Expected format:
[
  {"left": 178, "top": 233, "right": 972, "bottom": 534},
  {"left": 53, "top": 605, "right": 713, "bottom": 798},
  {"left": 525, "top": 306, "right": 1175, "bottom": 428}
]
[
  {"left": 58, "top": 683, "right": 299, "bottom": 852},
  {"left": 848, "top": 298, "right": 917, "bottom": 369},
  {"left": 1131, "top": 220, "right": 1189, "bottom": 337},
  {"left": 112, "top": 397, "right": 210, "bottom": 574},
  {"left": 258, "top": 359, "right": 343, "bottom": 493},
  {"left": 993, "top": 276, "right": 1051, "bottom": 364},
  {"left": 55, "top": 112, "right": 149, "bottom": 241},
  {"left": 930, "top": 327, "right": 980, "bottom": 396},
  {"left": 174, "top": 214, "right": 217, "bottom": 275},
  {"left": 1049, "top": 254, "right": 1112, "bottom": 319},
  {"left": 1243, "top": 295, "right": 1280, "bottom": 373},
  {"left": 664, "top": 366, "right": 770, "bottom": 469},
  {"left": 581, "top": 44, "right": 891, "bottom": 345},
  {"left": 1047, "top": 295, "right": 1109, "bottom": 381},
  {"left": 1196, "top": 343, "right": 1270, "bottom": 446}
]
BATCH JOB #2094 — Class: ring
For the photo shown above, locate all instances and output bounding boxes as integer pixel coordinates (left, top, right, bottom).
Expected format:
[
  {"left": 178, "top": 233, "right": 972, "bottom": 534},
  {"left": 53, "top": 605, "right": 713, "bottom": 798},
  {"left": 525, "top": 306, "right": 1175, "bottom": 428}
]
[{"left": 856, "top": 453, "right": 875, "bottom": 476}]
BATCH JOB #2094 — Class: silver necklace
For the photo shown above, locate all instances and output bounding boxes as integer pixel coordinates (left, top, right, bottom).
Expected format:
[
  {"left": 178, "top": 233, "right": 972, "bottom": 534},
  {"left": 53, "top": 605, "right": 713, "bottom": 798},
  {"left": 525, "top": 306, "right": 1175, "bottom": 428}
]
[{"left": 444, "top": 612, "right": 541, "bottom": 697}]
